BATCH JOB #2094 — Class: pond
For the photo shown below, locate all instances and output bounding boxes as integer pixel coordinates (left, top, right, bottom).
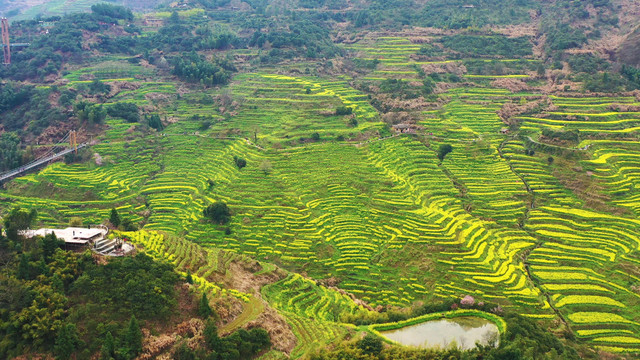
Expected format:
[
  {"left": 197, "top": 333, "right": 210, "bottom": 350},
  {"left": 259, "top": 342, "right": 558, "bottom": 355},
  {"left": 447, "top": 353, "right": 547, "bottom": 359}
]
[{"left": 380, "top": 316, "right": 499, "bottom": 350}]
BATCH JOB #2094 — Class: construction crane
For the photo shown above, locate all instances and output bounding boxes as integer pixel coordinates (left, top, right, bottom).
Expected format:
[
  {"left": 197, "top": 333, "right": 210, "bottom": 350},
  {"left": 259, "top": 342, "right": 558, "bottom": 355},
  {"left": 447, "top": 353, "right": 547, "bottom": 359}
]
[{"left": 1, "top": 18, "right": 10, "bottom": 65}]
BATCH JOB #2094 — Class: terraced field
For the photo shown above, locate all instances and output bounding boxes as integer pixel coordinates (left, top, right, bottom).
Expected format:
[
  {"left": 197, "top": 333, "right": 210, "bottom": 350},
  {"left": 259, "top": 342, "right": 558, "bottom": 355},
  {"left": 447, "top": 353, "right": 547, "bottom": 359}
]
[
  {"left": 504, "top": 94, "right": 640, "bottom": 352},
  {"left": 345, "top": 35, "right": 537, "bottom": 82},
  {"left": 3, "top": 58, "right": 640, "bottom": 354},
  {"left": 120, "top": 229, "right": 358, "bottom": 358}
]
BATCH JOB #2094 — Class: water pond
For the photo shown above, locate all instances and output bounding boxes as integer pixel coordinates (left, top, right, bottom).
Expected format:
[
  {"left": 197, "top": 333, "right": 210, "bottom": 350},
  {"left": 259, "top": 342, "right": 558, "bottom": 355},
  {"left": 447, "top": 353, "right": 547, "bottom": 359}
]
[{"left": 380, "top": 316, "right": 499, "bottom": 350}]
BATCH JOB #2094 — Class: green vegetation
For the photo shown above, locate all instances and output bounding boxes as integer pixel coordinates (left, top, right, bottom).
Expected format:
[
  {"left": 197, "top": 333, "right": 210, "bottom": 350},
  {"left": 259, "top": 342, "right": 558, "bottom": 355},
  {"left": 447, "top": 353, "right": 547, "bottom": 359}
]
[
  {"left": 437, "top": 144, "right": 453, "bottom": 162},
  {"left": 2, "top": 0, "right": 640, "bottom": 358},
  {"left": 312, "top": 312, "right": 583, "bottom": 359},
  {"left": 440, "top": 35, "right": 533, "bottom": 57},
  {"left": 203, "top": 202, "right": 231, "bottom": 224},
  {"left": 172, "top": 52, "right": 236, "bottom": 87},
  {"left": 107, "top": 103, "right": 140, "bottom": 123},
  {"left": 74, "top": 101, "right": 107, "bottom": 124},
  {"left": 0, "top": 133, "right": 23, "bottom": 172}
]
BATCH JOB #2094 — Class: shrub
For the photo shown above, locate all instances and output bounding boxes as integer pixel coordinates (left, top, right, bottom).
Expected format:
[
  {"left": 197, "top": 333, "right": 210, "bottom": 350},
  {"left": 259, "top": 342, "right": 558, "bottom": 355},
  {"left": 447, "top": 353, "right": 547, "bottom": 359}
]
[
  {"left": 259, "top": 160, "right": 273, "bottom": 175},
  {"left": 357, "top": 334, "right": 383, "bottom": 355},
  {"left": 198, "top": 292, "right": 214, "bottom": 319},
  {"left": 110, "top": 208, "right": 121, "bottom": 228},
  {"left": 335, "top": 106, "right": 353, "bottom": 116}
]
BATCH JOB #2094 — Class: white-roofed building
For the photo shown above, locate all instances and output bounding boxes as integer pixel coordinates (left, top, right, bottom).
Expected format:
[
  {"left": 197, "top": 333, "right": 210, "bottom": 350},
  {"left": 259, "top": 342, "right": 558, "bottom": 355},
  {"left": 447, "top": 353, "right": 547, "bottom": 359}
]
[
  {"left": 20, "top": 225, "right": 133, "bottom": 256},
  {"left": 21, "top": 226, "right": 107, "bottom": 245}
]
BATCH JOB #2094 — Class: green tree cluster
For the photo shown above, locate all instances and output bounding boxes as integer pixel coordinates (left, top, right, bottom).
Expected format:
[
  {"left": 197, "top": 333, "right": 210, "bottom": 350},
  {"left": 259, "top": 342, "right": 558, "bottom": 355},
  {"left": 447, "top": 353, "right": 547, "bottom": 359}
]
[
  {"left": 0, "top": 84, "right": 65, "bottom": 140},
  {"left": 146, "top": 114, "right": 164, "bottom": 131},
  {"left": 0, "top": 206, "right": 187, "bottom": 359},
  {"left": 249, "top": 20, "right": 343, "bottom": 60},
  {"left": 172, "top": 52, "right": 236, "bottom": 87},
  {"left": 89, "top": 79, "right": 112, "bottom": 95},
  {"left": 0, "top": 132, "right": 22, "bottom": 172},
  {"left": 1, "top": 5, "right": 133, "bottom": 81},
  {"left": 73, "top": 253, "right": 179, "bottom": 319},
  {"left": 74, "top": 101, "right": 107, "bottom": 125},
  {"left": 203, "top": 202, "right": 231, "bottom": 225},
  {"left": 3, "top": 206, "right": 37, "bottom": 243},
  {"left": 99, "top": 317, "right": 142, "bottom": 360},
  {"left": 440, "top": 35, "right": 533, "bottom": 57}
]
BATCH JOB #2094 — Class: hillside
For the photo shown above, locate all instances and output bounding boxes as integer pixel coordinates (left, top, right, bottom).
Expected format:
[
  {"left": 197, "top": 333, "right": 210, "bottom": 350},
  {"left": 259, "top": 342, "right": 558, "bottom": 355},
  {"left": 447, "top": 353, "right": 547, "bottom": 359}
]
[
  {"left": 1, "top": 1, "right": 640, "bottom": 359},
  {"left": 618, "top": 25, "right": 640, "bottom": 66}
]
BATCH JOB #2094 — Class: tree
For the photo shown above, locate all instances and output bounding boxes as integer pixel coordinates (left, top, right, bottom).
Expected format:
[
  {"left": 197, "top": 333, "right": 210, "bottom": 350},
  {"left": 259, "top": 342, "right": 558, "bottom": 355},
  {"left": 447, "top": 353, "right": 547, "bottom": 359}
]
[
  {"left": 173, "top": 342, "right": 196, "bottom": 360},
  {"left": 203, "top": 319, "right": 220, "bottom": 350},
  {"left": 124, "top": 315, "right": 143, "bottom": 358},
  {"left": 247, "top": 328, "right": 270, "bottom": 351},
  {"left": 536, "top": 63, "right": 546, "bottom": 78},
  {"left": 147, "top": 114, "right": 164, "bottom": 131},
  {"left": 54, "top": 323, "right": 80, "bottom": 360},
  {"left": 203, "top": 202, "right": 231, "bottom": 224},
  {"left": 41, "top": 233, "right": 63, "bottom": 262},
  {"left": 52, "top": 274, "right": 64, "bottom": 293},
  {"left": 101, "top": 331, "right": 115, "bottom": 360},
  {"left": 198, "top": 292, "right": 214, "bottom": 319},
  {"left": 3, "top": 206, "right": 37, "bottom": 243},
  {"left": 168, "top": 11, "right": 181, "bottom": 24},
  {"left": 110, "top": 208, "right": 121, "bottom": 228},
  {"left": 17, "top": 253, "right": 30, "bottom": 280},
  {"left": 311, "top": 132, "right": 321, "bottom": 141},
  {"left": 259, "top": 160, "right": 273, "bottom": 175},
  {"left": 233, "top": 156, "right": 247, "bottom": 169},
  {"left": 437, "top": 143, "right": 453, "bottom": 162},
  {"left": 186, "top": 270, "right": 193, "bottom": 284},
  {"left": 357, "top": 334, "right": 383, "bottom": 355}
]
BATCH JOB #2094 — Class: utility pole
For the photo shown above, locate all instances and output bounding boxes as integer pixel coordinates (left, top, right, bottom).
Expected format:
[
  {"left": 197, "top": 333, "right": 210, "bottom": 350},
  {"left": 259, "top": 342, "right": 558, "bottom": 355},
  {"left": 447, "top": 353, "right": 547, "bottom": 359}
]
[{"left": 1, "top": 18, "right": 10, "bottom": 65}]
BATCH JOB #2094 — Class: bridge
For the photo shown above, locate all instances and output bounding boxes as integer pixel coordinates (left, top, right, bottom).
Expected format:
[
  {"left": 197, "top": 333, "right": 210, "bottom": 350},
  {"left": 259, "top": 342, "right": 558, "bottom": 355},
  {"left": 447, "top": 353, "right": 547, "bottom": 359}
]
[
  {"left": 5, "top": 43, "right": 30, "bottom": 47},
  {"left": 0, "top": 131, "right": 86, "bottom": 184}
]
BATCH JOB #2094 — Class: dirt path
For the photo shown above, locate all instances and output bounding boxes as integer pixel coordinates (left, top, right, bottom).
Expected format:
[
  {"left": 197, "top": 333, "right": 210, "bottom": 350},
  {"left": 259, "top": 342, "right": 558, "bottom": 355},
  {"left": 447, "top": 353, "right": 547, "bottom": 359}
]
[
  {"left": 497, "top": 135, "right": 573, "bottom": 332},
  {"left": 219, "top": 296, "right": 265, "bottom": 335}
]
